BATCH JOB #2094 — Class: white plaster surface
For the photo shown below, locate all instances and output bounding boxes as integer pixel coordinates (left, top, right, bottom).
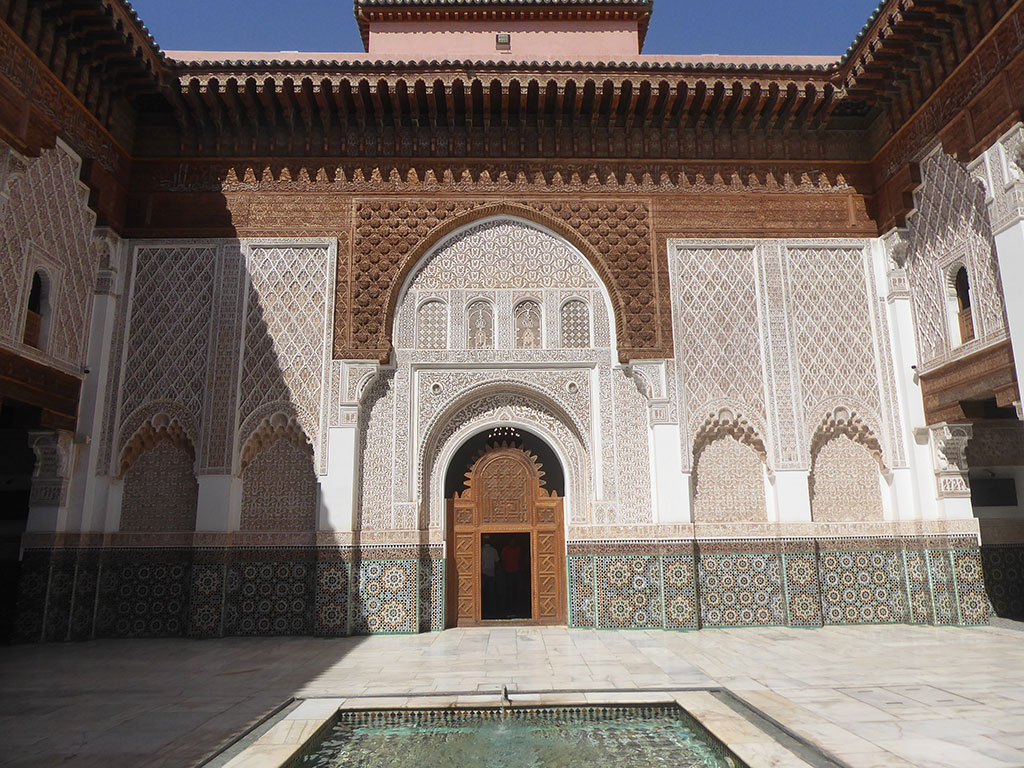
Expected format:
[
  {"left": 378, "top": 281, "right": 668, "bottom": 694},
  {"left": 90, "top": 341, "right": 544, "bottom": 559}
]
[{"left": 1, "top": 624, "right": 1023, "bottom": 767}]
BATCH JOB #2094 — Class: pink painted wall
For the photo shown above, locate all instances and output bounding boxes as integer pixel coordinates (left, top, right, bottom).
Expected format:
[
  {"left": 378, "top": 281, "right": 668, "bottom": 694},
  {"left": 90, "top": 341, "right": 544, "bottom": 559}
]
[{"left": 368, "top": 20, "right": 641, "bottom": 60}]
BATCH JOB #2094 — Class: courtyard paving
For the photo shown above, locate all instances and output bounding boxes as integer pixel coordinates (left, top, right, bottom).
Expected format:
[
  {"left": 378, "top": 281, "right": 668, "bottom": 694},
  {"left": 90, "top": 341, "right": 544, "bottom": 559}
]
[{"left": 1, "top": 623, "right": 1023, "bottom": 768}]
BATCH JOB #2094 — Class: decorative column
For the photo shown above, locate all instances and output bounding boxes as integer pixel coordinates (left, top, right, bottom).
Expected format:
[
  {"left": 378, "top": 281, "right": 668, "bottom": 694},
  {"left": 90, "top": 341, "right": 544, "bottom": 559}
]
[
  {"left": 756, "top": 243, "right": 813, "bottom": 522},
  {"left": 875, "top": 232, "right": 935, "bottom": 520},
  {"left": 631, "top": 361, "right": 692, "bottom": 524},
  {"left": 319, "top": 362, "right": 378, "bottom": 533},
  {"left": 66, "top": 229, "right": 125, "bottom": 534},
  {"left": 928, "top": 422, "right": 974, "bottom": 519},
  {"left": 26, "top": 430, "right": 75, "bottom": 533},
  {"left": 196, "top": 244, "right": 245, "bottom": 533},
  {"left": 971, "top": 124, "right": 1024, "bottom": 416}
]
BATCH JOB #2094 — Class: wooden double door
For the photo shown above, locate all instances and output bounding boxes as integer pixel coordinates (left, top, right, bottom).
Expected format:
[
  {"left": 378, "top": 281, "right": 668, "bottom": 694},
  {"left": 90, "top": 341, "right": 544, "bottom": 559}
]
[{"left": 446, "top": 444, "right": 566, "bottom": 626}]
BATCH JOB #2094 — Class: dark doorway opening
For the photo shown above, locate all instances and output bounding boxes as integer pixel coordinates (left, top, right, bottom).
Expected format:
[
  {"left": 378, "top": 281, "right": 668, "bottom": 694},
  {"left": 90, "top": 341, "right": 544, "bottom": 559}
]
[
  {"left": 0, "top": 399, "right": 41, "bottom": 642},
  {"left": 481, "top": 532, "right": 531, "bottom": 620}
]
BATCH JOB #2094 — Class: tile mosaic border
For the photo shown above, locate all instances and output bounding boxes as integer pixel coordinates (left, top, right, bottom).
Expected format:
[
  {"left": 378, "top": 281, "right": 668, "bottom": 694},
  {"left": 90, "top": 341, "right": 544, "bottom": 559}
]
[
  {"left": 567, "top": 536, "right": 1000, "bottom": 631},
  {"left": 10, "top": 537, "right": 1011, "bottom": 641}
]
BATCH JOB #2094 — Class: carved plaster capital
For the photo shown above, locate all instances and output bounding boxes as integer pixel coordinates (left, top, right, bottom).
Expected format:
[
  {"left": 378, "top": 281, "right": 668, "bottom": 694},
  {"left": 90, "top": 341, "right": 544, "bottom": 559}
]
[
  {"left": 0, "top": 145, "right": 30, "bottom": 201},
  {"left": 929, "top": 422, "right": 973, "bottom": 498},
  {"left": 971, "top": 124, "right": 1024, "bottom": 235},
  {"left": 27, "top": 429, "right": 74, "bottom": 508}
]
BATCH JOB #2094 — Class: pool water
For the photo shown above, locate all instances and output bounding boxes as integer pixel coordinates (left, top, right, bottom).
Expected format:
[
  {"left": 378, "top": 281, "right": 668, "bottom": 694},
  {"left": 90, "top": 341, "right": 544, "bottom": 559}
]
[{"left": 297, "top": 706, "right": 742, "bottom": 768}]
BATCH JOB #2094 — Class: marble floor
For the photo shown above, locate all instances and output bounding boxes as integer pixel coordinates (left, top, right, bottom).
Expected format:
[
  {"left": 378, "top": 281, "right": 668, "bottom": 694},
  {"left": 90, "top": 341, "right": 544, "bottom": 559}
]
[{"left": 1, "top": 623, "right": 1023, "bottom": 768}]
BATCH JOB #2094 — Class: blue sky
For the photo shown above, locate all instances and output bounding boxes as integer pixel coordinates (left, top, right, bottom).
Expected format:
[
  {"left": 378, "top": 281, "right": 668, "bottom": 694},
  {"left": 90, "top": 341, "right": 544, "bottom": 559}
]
[{"left": 129, "top": 0, "right": 882, "bottom": 57}]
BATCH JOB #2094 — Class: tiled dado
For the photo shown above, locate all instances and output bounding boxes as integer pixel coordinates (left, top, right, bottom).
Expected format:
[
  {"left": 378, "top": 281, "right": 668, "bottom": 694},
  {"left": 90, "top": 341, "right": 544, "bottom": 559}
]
[
  {"left": 567, "top": 537, "right": 994, "bottom": 630},
  {"left": 12, "top": 546, "right": 444, "bottom": 643}
]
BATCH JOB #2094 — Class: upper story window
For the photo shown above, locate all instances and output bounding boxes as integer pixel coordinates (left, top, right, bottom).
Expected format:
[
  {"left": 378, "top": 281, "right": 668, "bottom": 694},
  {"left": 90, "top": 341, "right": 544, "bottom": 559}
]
[
  {"left": 466, "top": 300, "right": 494, "bottom": 350},
  {"left": 560, "top": 299, "right": 591, "bottom": 349},
  {"left": 953, "top": 266, "right": 975, "bottom": 345},
  {"left": 23, "top": 270, "right": 47, "bottom": 350},
  {"left": 514, "top": 300, "right": 542, "bottom": 349}
]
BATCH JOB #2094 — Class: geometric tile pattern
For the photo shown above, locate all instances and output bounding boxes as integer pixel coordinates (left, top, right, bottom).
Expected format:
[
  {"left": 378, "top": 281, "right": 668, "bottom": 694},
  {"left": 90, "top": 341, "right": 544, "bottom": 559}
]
[
  {"left": 595, "top": 555, "right": 663, "bottom": 629},
  {"left": 783, "top": 551, "right": 822, "bottom": 627},
  {"left": 698, "top": 551, "right": 786, "bottom": 628},
  {"left": 818, "top": 550, "right": 907, "bottom": 625},
  {"left": 567, "top": 538, "right": 993, "bottom": 631},
  {"left": 981, "top": 544, "right": 1024, "bottom": 620},
  {"left": 223, "top": 559, "right": 313, "bottom": 636},
  {"left": 351, "top": 560, "right": 418, "bottom": 635},
  {"left": 926, "top": 549, "right": 958, "bottom": 625},
  {"left": 10, "top": 538, "right": 998, "bottom": 641},
  {"left": 662, "top": 554, "right": 699, "bottom": 630},
  {"left": 568, "top": 556, "right": 596, "bottom": 628},
  {"left": 418, "top": 558, "right": 446, "bottom": 633},
  {"left": 188, "top": 562, "right": 226, "bottom": 639},
  {"left": 315, "top": 561, "right": 350, "bottom": 637},
  {"left": 96, "top": 551, "right": 191, "bottom": 639},
  {"left": 905, "top": 549, "right": 934, "bottom": 624},
  {"left": 12, "top": 550, "right": 50, "bottom": 643},
  {"left": 953, "top": 548, "right": 993, "bottom": 625}
]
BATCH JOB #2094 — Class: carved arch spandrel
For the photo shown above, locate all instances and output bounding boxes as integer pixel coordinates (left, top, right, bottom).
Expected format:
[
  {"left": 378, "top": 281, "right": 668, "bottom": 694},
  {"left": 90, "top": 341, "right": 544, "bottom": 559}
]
[
  {"left": 118, "top": 412, "right": 195, "bottom": 478},
  {"left": 239, "top": 411, "right": 314, "bottom": 475},
  {"left": 375, "top": 203, "right": 637, "bottom": 362}
]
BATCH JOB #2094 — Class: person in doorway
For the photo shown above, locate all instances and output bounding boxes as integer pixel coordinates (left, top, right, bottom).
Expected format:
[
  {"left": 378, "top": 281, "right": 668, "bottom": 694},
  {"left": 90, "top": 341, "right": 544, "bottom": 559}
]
[
  {"left": 481, "top": 535, "right": 500, "bottom": 619},
  {"left": 500, "top": 537, "right": 524, "bottom": 618}
]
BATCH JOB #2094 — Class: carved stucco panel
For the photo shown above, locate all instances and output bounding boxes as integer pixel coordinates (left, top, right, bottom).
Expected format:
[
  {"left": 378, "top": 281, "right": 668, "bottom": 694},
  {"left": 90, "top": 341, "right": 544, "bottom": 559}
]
[
  {"left": 787, "top": 245, "right": 890, "bottom": 460},
  {"left": 670, "top": 246, "right": 767, "bottom": 449},
  {"left": 238, "top": 243, "right": 334, "bottom": 471},
  {"left": 905, "top": 151, "right": 1007, "bottom": 369},
  {"left": 0, "top": 143, "right": 99, "bottom": 370},
  {"left": 119, "top": 246, "right": 217, "bottom": 453}
]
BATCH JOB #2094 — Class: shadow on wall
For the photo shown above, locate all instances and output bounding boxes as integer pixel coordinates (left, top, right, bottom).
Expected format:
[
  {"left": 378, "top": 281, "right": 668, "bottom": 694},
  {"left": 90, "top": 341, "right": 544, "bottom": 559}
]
[{"left": 13, "top": 234, "right": 443, "bottom": 649}]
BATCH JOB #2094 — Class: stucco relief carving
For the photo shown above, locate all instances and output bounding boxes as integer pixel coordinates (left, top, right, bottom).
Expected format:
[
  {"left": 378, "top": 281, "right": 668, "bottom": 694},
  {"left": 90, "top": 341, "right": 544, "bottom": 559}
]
[
  {"left": 27, "top": 429, "right": 73, "bottom": 507},
  {"left": 788, "top": 246, "right": 890, "bottom": 458},
  {"left": 906, "top": 150, "right": 1007, "bottom": 370},
  {"left": 118, "top": 412, "right": 195, "bottom": 478},
  {"left": 809, "top": 408, "right": 885, "bottom": 522},
  {"left": 239, "top": 243, "right": 333, "bottom": 473},
  {"left": 121, "top": 440, "right": 198, "bottom": 533},
  {"left": 119, "top": 246, "right": 216, "bottom": 446},
  {"left": 670, "top": 246, "right": 767, "bottom": 458},
  {"left": 930, "top": 422, "right": 973, "bottom": 498},
  {"left": 354, "top": 215, "right": 652, "bottom": 533},
  {"left": 0, "top": 141, "right": 99, "bottom": 369},
  {"left": 341, "top": 201, "right": 657, "bottom": 360},
  {"left": 692, "top": 408, "right": 769, "bottom": 523},
  {"left": 423, "top": 389, "right": 591, "bottom": 529},
  {"left": 970, "top": 125, "right": 1024, "bottom": 235}
]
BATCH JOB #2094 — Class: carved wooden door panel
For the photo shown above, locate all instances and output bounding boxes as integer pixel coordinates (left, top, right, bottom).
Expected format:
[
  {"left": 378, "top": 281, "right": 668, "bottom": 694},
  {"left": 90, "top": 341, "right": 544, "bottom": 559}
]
[{"left": 446, "top": 444, "right": 566, "bottom": 627}]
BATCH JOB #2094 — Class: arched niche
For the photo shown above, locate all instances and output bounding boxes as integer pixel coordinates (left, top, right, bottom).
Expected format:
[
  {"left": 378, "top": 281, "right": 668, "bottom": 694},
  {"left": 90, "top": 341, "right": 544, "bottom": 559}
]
[
  {"left": 118, "top": 412, "right": 198, "bottom": 533},
  {"left": 391, "top": 215, "right": 618, "bottom": 353},
  {"left": 809, "top": 408, "right": 887, "bottom": 523},
  {"left": 238, "top": 412, "right": 317, "bottom": 532},
  {"left": 384, "top": 206, "right": 626, "bottom": 356}
]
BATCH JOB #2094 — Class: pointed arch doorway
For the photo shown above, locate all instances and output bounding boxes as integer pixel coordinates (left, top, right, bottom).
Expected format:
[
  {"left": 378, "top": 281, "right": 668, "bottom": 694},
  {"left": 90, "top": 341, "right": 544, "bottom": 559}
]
[{"left": 445, "top": 431, "right": 567, "bottom": 627}]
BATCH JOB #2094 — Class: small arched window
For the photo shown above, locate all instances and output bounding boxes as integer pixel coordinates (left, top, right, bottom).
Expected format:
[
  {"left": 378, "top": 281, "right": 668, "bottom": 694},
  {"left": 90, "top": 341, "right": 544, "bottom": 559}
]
[
  {"left": 514, "top": 300, "right": 542, "bottom": 349},
  {"left": 466, "top": 300, "right": 494, "bottom": 349},
  {"left": 954, "top": 267, "right": 975, "bottom": 344},
  {"left": 23, "top": 271, "right": 47, "bottom": 350},
  {"left": 560, "top": 299, "right": 591, "bottom": 349}
]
